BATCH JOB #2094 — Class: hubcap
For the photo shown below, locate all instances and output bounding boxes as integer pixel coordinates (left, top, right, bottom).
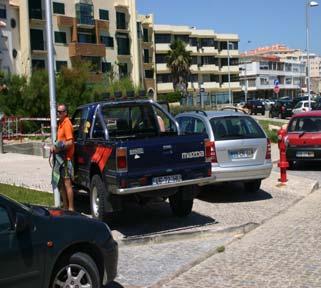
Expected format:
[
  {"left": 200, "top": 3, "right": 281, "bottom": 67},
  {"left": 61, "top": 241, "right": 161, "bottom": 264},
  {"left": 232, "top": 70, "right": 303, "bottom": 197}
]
[
  {"left": 53, "top": 264, "right": 92, "bottom": 288},
  {"left": 91, "top": 186, "right": 99, "bottom": 218}
]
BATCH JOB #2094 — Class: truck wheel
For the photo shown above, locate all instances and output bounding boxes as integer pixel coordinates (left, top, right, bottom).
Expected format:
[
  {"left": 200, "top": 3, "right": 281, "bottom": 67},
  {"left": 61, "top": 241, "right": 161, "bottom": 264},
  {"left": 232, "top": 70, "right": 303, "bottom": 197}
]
[
  {"left": 244, "top": 179, "right": 261, "bottom": 193},
  {"left": 169, "top": 191, "right": 193, "bottom": 217},
  {"left": 90, "top": 175, "right": 107, "bottom": 221}
]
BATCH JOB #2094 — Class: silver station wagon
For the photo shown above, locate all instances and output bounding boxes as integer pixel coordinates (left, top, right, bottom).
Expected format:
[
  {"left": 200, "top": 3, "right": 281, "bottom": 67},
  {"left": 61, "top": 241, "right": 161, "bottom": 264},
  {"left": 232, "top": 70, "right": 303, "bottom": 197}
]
[{"left": 176, "top": 110, "right": 272, "bottom": 192}]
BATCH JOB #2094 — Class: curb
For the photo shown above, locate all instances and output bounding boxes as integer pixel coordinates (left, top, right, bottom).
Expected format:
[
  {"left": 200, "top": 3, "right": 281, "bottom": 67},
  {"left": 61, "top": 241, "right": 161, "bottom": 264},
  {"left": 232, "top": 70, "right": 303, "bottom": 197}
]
[{"left": 118, "top": 222, "right": 259, "bottom": 247}]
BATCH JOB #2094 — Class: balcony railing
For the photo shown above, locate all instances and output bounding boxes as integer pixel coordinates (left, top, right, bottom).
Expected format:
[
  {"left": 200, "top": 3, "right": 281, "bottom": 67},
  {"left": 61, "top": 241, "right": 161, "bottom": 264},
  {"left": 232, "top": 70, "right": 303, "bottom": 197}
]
[{"left": 69, "top": 42, "right": 106, "bottom": 57}]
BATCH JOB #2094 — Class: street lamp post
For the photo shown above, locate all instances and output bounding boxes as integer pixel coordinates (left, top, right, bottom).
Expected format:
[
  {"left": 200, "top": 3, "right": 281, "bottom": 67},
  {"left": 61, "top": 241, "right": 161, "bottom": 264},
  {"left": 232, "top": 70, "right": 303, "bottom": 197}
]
[
  {"left": 306, "top": 0, "right": 318, "bottom": 109},
  {"left": 227, "top": 41, "right": 232, "bottom": 105}
]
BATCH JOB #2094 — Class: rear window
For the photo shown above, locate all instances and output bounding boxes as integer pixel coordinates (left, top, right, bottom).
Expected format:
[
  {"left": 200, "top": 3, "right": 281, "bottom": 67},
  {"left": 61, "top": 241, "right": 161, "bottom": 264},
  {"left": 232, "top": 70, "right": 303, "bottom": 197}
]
[
  {"left": 288, "top": 116, "right": 321, "bottom": 132},
  {"left": 101, "top": 104, "right": 158, "bottom": 138},
  {"left": 210, "top": 116, "right": 265, "bottom": 141}
]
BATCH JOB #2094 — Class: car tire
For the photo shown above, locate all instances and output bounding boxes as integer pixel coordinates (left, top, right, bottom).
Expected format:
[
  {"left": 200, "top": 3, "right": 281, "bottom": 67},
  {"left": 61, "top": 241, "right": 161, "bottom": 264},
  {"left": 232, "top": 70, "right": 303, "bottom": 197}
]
[
  {"left": 51, "top": 252, "right": 100, "bottom": 288},
  {"left": 169, "top": 191, "right": 193, "bottom": 217},
  {"left": 90, "top": 174, "right": 107, "bottom": 221},
  {"left": 244, "top": 179, "right": 261, "bottom": 193}
]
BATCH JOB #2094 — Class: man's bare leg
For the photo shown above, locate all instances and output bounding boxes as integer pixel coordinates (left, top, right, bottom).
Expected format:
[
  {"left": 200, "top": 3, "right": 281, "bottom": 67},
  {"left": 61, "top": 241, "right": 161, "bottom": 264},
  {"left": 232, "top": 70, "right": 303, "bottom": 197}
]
[
  {"left": 59, "top": 183, "right": 68, "bottom": 209},
  {"left": 64, "top": 178, "right": 74, "bottom": 211}
]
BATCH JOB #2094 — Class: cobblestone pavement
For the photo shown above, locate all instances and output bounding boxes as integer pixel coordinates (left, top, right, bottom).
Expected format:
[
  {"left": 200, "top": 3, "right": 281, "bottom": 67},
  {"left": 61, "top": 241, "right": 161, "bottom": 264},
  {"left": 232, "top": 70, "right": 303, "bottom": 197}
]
[{"left": 161, "top": 190, "right": 321, "bottom": 288}]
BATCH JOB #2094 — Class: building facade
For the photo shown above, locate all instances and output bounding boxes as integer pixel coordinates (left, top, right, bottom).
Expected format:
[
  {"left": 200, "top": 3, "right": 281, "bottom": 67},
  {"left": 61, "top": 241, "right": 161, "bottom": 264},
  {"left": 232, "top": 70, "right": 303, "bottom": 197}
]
[{"left": 7, "top": 0, "right": 140, "bottom": 85}]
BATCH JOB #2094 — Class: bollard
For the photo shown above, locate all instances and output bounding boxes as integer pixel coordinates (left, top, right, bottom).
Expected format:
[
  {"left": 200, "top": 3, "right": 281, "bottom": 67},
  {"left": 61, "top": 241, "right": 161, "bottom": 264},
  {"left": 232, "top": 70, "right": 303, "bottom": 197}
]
[{"left": 277, "top": 127, "right": 288, "bottom": 183}]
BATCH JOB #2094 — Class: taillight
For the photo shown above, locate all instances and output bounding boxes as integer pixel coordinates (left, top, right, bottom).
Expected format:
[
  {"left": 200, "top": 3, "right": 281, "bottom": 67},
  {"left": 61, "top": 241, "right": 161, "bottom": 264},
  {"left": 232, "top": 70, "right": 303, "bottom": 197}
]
[
  {"left": 266, "top": 138, "right": 271, "bottom": 160},
  {"left": 116, "top": 147, "right": 128, "bottom": 172},
  {"left": 205, "top": 139, "right": 217, "bottom": 163}
]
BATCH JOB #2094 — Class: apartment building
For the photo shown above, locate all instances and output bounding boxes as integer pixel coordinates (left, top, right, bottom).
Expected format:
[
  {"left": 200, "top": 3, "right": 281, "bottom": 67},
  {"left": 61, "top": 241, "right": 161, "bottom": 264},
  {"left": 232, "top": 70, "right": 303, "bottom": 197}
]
[
  {"left": 239, "top": 53, "right": 305, "bottom": 99},
  {"left": 7, "top": 0, "right": 140, "bottom": 85},
  {"left": 149, "top": 24, "right": 240, "bottom": 103}
]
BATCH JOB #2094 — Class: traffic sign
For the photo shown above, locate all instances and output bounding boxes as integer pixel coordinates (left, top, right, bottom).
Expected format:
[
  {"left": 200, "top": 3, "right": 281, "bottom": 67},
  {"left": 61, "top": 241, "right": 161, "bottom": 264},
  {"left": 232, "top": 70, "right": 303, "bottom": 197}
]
[
  {"left": 274, "top": 79, "right": 279, "bottom": 86},
  {"left": 273, "top": 86, "right": 280, "bottom": 94}
]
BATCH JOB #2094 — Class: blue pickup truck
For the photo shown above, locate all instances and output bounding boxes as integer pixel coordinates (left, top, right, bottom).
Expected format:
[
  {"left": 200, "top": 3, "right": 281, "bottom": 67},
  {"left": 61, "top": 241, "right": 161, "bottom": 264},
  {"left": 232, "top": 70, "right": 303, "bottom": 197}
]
[{"left": 72, "top": 99, "right": 212, "bottom": 220}]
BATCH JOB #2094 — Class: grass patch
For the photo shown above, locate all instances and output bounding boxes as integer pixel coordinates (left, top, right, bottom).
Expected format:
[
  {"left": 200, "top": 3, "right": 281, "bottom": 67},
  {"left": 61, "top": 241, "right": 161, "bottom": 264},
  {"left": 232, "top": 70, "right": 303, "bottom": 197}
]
[
  {"left": 258, "top": 120, "right": 284, "bottom": 143},
  {"left": 0, "top": 183, "right": 54, "bottom": 206}
]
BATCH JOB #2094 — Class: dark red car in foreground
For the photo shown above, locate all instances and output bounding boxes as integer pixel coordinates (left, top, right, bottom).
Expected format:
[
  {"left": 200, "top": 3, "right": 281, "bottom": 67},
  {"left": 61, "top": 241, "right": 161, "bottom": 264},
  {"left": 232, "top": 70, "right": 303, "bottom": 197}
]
[{"left": 286, "top": 111, "right": 321, "bottom": 168}]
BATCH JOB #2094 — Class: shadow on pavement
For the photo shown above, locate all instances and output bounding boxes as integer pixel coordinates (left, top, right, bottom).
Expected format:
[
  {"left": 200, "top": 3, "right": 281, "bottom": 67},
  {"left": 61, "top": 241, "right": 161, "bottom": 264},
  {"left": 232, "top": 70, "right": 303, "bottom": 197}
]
[
  {"left": 198, "top": 182, "right": 272, "bottom": 203},
  {"left": 104, "top": 281, "right": 125, "bottom": 288},
  {"left": 290, "top": 161, "right": 321, "bottom": 172},
  {"left": 73, "top": 192, "right": 217, "bottom": 237}
]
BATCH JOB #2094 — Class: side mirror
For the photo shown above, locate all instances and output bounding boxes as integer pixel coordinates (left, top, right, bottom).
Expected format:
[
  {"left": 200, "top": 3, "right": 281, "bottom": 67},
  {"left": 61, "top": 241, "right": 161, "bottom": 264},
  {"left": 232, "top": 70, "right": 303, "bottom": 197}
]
[{"left": 15, "top": 213, "right": 31, "bottom": 233}]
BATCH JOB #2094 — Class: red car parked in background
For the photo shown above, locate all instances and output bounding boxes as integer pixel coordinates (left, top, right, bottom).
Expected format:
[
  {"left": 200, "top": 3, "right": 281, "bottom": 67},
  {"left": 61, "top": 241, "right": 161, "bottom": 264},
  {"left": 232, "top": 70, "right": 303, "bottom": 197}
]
[{"left": 286, "top": 111, "right": 321, "bottom": 169}]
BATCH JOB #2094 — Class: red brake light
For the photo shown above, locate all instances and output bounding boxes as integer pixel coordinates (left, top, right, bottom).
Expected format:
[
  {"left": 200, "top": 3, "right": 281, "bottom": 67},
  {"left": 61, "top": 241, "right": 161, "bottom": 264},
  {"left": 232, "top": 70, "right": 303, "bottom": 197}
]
[
  {"left": 205, "top": 139, "right": 217, "bottom": 163},
  {"left": 116, "top": 147, "right": 128, "bottom": 172},
  {"left": 266, "top": 138, "right": 271, "bottom": 160}
]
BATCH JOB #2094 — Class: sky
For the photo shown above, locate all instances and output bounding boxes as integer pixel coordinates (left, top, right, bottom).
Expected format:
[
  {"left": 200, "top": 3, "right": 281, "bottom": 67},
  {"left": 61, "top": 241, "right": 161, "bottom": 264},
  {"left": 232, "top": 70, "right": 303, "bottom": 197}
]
[{"left": 137, "top": 0, "right": 321, "bottom": 54}]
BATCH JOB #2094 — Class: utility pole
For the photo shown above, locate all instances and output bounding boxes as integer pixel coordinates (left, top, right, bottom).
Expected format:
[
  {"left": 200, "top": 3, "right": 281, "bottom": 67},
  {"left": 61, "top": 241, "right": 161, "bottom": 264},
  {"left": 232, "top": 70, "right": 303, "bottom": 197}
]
[{"left": 45, "top": 0, "right": 60, "bottom": 207}]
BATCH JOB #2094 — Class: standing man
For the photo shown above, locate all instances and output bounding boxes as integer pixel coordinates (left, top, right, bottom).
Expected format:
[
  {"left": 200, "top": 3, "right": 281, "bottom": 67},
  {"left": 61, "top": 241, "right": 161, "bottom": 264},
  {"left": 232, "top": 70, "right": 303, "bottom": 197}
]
[{"left": 51, "top": 104, "right": 75, "bottom": 211}]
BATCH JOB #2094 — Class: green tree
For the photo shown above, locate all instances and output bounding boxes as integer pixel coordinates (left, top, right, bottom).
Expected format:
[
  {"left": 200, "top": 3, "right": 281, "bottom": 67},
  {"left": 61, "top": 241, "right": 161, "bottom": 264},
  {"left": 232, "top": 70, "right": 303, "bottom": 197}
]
[{"left": 166, "top": 40, "right": 192, "bottom": 96}]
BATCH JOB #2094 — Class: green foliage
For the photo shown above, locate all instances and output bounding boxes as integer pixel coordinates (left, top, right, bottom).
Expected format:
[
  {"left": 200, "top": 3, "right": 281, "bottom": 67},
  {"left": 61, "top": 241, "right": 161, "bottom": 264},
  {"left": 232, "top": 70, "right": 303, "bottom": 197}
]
[
  {"left": 158, "top": 91, "right": 182, "bottom": 103},
  {"left": 258, "top": 120, "right": 283, "bottom": 143},
  {"left": 166, "top": 40, "right": 192, "bottom": 92},
  {"left": 0, "top": 184, "right": 53, "bottom": 206},
  {"left": 170, "top": 105, "right": 201, "bottom": 116}
]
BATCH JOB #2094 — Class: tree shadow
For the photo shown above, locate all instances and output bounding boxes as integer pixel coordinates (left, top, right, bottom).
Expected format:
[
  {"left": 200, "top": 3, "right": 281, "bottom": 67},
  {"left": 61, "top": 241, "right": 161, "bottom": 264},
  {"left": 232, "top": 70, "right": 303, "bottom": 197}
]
[{"left": 198, "top": 182, "right": 272, "bottom": 204}]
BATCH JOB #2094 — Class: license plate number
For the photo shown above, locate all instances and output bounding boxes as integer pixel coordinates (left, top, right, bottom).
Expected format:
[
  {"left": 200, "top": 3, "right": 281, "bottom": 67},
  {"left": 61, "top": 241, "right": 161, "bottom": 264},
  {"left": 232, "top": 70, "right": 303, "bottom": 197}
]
[
  {"left": 152, "top": 174, "right": 182, "bottom": 185},
  {"left": 230, "top": 149, "right": 254, "bottom": 159},
  {"left": 296, "top": 151, "right": 314, "bottom": 158}
]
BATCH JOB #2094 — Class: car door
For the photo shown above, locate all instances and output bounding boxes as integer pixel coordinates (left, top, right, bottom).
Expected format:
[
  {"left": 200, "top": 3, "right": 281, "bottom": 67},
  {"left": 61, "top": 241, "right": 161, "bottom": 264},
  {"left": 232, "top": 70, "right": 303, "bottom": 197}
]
[{"left": 0, "top": 201, "right": 44, "bottom": 288}]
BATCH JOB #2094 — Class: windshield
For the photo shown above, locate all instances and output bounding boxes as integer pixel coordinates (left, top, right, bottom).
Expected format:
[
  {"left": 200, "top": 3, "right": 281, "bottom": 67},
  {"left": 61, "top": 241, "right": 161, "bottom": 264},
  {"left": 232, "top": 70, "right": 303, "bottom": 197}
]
[
  {"left": 0, "top": 194, "right": 32, "bottom": 213},
  {"left": 288, "top": 116, "right": 321, "bottom": 133},
  {"left": 294, "top": 102, "right": 302, "bottom": 109},
  {"left": 210, "top": 116, "right": 265, "bottom": 141}
]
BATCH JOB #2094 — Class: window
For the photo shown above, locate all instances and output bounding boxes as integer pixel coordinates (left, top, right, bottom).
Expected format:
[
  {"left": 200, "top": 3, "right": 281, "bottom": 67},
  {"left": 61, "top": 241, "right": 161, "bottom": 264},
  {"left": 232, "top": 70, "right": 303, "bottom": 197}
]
[
  {"left": 259, "top": 61, "right": 269, "bottom": 70},
  {"left": 30, "top": 29, "right": 44, "bottom": 50},
  {"left": 156, "top": 73, "right": 172, "bottom": 83},
  {"left": 189, "top": 74, "right": 198, "bottom": 82},
  {"left": 189, "top": 37, "right": 198, "bottom": 47},
  {"left": 153, "top": 105, "right": 177, "bottom": 134},
  {"left": 102, "top": 62, "right": 111, "bottom": 73},
  {"left": 288, "top": 117, "right": 321, "bottom": 133},
  {"left": 29, "top": 0, "right": 42, "bottom": 19},
  {"left": 191, "top": 56, "right": 198, "bottom": 65},
  {"left": 156, "top": 54, "right": 167, "bottom": 64},
  {"left": 119, "top": 63, "right": 128, "bottom": 78},
  {"left": 200, "top": 38, "right": 214, "bottom": 47},
  {"left": 201, "top": 56, "right": 215, "bottom": 65},
  {"left": 100, "top": 36, "right": 114, "bottom": 47},
  {"left": 0, "top": 206, "right": 11, "bottom": 233},
  {"left": 116, "top": 12, "right": 126, "bottom": 29},
  {"left": 230, "top": 58, "right": 239, "bottom": 66},
  {"left": 72, "top": 107, "right": 91, "bottom": 141},
  {"left": 78, "top": 32, "right": 95, "bottom": 44},
  {"left": 155, "top": 34, "right": 171, "bottom": 44},
  {"left": 285, "top": 77, "right": 292, "bottom": 85},
  {"left": 99, "top": 9, "right": 109, "bottom": 21},
  {"left": 174, "top": 34, "right": 189, "bottom": 43},
  {"left": 210, "top": 116, "right": 265, "bottom": 141},
  {"left": 116, "top": 33, "right": 130, "bottom": 55},
  {"left": 0, "top": 4, "right": 6, "bottom": 19},
  {"left": 144, "top": 49, "right": 150, "bottom": 63},
  {"left": 53, "top": 2, "right": 65, "bottom": 15},
  {"left": 145, "top": 69, "right": 153, "bottom": 78},
  {"left": 32, "top": 59, "right": 45, "bottom": 70},
  {"left": 56, "top": 61, "right": 67, "bottom": 72},
  {"left": 260, "top": 77, "right": 269, "bottom": 85},
  {"left": 54, "top": 31, "right": 67, "bottom": 44},
  {"left": 76, "top": 3, "right": 94, "bottom": 25},
  {"left": 143, "top": 28, "right": 149, "bottom": 42}
]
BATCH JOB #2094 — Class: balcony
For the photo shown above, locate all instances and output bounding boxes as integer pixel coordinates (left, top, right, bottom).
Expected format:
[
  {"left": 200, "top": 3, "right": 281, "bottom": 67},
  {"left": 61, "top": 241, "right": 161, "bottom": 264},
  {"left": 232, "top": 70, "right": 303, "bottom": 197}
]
[
  {"left": 156, "top": 63, "right": 169, "bottom": 73},
  {"left": 29, "top": 8, "right": 45, "bottom": 26},
  {"left": 190, "top": 64, "right": 198, "bottom": 73},
  {"left": 96, "top": 19, "right": 109, "bottom": 31},
  {"left": 199, "top": 64, "right": 219, "bottom": 73},
  {"left": 157, "top": 82, "right": 173, "bottom": 93},
  {"left": 221, "top": 82, "right": 241, "bottom": 90},
  {"left": 31, "top": 41, "right": 47, "bottom": 55},
  {"left": 144, "top": 78, "right": 156, "bottom": 90},
  {"left": 198, "top": 46, "right": 218, "bottom": 55},
  {"left": 220, "top": 65, "right": 240, "bottom": 74},
  {"left": 155, "top": 43, "right": 170, "bottom": 52},
  {"left": 219, "top": 49, "right": 239, "bottom": 57},
  {"left": 57, "top": 15, "right": 74, "bottom": 27},
  {"left": 69, "top": 42, "right": 106, "bottom": 57},
  {"left": 203, "top": 82, "right": 220, "bottom": 90},
  {"left": 186, "top": 45, "right": 198, "bottom": 53}
]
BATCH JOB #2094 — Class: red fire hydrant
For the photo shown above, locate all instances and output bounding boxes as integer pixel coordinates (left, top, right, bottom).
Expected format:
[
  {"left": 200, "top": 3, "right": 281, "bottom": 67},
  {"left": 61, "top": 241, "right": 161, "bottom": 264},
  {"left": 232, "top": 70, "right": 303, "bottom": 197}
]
[{"left": 277, "top": 127, "right": 289, "bottom": 183}]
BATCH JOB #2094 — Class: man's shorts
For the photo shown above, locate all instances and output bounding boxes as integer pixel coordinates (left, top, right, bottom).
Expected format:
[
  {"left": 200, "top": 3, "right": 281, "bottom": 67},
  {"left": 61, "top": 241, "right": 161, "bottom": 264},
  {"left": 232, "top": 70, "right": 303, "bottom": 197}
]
[{"left": 61, "top": 160, "right": 74, "bottom": 180}]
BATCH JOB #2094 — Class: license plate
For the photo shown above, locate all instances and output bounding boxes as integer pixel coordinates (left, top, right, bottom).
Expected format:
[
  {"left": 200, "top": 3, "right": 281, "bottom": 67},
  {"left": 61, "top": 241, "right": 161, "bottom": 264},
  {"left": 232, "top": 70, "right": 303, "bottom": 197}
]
[
  {"left": 230, "top": 149, "right": 254, "bottom": 159},
  {"left": 257, "top": 106, "right": 262, "bottom": 108},
  {"left": 152, "top": 174, "right": 182, "bottom": 185},
  {"left": 296, "top": 151, "right": 314, "bottom": 158}
]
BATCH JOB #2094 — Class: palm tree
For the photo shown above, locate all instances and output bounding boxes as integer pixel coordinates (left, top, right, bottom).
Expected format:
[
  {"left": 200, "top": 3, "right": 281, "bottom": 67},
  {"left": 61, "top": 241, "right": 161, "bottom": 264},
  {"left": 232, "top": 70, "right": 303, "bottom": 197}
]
[{"left": 166, "top": 40, "right": 192, "bottom": 96}]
